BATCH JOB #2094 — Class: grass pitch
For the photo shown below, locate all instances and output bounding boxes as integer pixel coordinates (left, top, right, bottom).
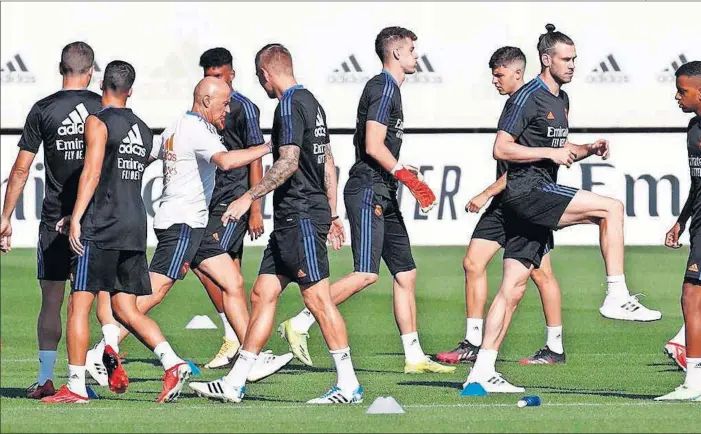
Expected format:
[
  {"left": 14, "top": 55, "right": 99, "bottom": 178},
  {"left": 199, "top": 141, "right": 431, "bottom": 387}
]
[{"left": 1, "top": 246, "right": 698, "bottom": 432}]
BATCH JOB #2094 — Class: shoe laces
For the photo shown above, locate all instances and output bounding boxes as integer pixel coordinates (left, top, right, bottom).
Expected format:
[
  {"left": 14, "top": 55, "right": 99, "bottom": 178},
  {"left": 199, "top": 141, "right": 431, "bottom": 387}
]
[
  {"left": 215, "top": 341, "right": 235, "bottom": 359},
  {"left": 27, "top": 382, "right": 39, "bottom": 392},
  {"left": 531, "top": 347, "right": 551, "bottom": 360},
  {"left": 320, "top": 386, "right": 341, "bottom": 398},
  {"left": 627, "top": 293, "right": 648, "bottom": 307}
]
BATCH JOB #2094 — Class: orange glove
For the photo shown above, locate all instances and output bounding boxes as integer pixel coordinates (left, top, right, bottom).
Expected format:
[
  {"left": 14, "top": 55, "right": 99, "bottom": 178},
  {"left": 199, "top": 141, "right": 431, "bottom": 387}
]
[{"left": 392, "top": 164, "right": 436, "bottom": 213}]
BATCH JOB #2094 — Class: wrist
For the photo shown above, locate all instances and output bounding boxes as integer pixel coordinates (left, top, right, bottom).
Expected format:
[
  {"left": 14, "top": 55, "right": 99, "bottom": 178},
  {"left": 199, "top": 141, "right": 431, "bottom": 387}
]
[{"left": 331, "top": 215, "right": 339, "bottom": 221}]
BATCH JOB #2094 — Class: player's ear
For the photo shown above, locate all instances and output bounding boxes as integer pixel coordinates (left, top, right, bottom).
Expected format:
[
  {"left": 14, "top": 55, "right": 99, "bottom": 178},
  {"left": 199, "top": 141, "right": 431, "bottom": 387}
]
[
  {"left": 541, "top": 53, "right": 552, "bottom": 67},
  {"left": 127, "top": 88, "right": 133, "bottom": 98},
  {"left": 99, "top": 80, "right": 104, "bottom": 91},
  {"left": 230, "top": 69, "right": 236, "bottom": 82},
  {"left": 393, "top": 48, "right": 400, "bottom": 61},
  {"left": 203, "top": 94, "right": 211, "bottom": 108}
]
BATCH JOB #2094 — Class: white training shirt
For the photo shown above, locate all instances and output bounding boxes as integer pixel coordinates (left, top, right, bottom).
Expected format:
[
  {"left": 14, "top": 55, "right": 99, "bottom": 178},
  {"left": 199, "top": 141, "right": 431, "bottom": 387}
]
[{"left": 151, "top": 111, "right": 226, "bottom": 229}]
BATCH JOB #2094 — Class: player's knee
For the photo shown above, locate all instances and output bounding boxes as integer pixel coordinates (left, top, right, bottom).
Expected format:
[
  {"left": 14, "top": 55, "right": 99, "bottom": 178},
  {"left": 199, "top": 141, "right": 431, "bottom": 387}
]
[
  {"left": 464, "top": 254, "right": 487, "bottom": 277},
  {"left": 355, "top": 272, "right": 379, "bottom": 290},
  {"left": 606, "top": 199, "right": 624, "bottom": 221},
  {"left": 503, "top": 284, "right": 527, "bottom": 304},
  {"left": 530, "top": 268, "right": 551, "bottom": 287},
  {"left": 250, "top": 286, "right": 276, "bottom": 306},
  {"left": 150, "top": 281, "right": 173, "bottom": 305}
]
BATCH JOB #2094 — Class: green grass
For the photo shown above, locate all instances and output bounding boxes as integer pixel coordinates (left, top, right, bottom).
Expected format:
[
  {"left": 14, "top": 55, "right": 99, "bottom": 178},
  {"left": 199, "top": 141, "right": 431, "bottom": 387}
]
[{"left": 1, "top": 246, "right": 699, "bottom": 432}]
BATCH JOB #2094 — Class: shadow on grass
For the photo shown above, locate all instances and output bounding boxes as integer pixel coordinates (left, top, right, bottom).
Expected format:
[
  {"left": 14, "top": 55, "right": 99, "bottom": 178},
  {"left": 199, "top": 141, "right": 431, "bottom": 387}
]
[{"left": 0, "top": 388, "right": 29, "bottom": 399}]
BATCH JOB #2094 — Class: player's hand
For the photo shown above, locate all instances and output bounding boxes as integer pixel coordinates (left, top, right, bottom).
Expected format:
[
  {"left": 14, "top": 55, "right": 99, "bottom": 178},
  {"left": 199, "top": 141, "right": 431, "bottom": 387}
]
[
  {"left": 588, "top": 139, "right": 610, "bottom": 160},
  {"left": 466, "top": 192, "right": 489, "bottom": 213},
  {"left": 393, "top": 166, "right": 436, "bottom": 213},
  {"left": 665, "top": 222, "right": 682, "bottom": 249},
  {"left": 68, "top": 219, "right": 84, "bottom": 256},
  {"left": 0, "top": 216, "right": 12, "bottom": 254},
  {"left": 549, "top": 147, "right": 576, "bottom": 168},
  {"left": 55, "top": 215, "right": 71, "bottom": 236},
  {"left": 327, "top": 218, "right": 345, "bottom": 251},
  {"left": 223, "top": 194, "right": 253, "bottom": 227},
  {"left": 248, "top": 210, "right": 265, "bottom": 241}
]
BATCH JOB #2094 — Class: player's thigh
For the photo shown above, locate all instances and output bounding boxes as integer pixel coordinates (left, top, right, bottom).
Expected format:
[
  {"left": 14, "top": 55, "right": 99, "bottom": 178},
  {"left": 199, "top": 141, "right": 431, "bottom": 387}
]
[
  {"left": 250, "top": 272, "right": 288, "bottom": 305},
  {"left": 345, "top": 187, "right": 384, "bottom": 275},
  {"left": 381, "top": 205, "right": 416, "bottom": 276},
  {"left": 70, "top": 242, "right": 118, "bottom": 293},
  {"left": 149, "top": 224, "right": 204, "bottom": 281},
  {"left": 37, "top": 225, "right": 71, "bottom": 281},
  {"left": 465, "top": 239, "right": 503, "bottom": 273},
  {"left": 197, "top": 253, "right": 244, "bottom": 293},
  {"left": 558, "top": 188, "right": 621, "bottom": 228},
  {"left": 115, "top": 251, "right": 152, "bottom": 296},
  {"left": 506, "top": 184, "right": 576, "bottom": 230},
  {"left": 501, "top": 258, "right": 534, "bottom": 298}
]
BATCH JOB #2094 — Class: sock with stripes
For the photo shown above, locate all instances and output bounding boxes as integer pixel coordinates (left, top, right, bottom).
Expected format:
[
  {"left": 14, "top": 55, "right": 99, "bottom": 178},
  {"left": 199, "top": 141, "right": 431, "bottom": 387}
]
[{"left": 330, "top": 347, "right": 360, "bottom": 392}]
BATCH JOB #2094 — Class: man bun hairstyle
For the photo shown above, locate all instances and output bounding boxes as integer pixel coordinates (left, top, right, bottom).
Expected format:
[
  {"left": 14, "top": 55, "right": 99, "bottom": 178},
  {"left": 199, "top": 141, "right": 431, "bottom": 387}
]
[{"left": 537, "top": 23, "right": 574, "bottom": 65}]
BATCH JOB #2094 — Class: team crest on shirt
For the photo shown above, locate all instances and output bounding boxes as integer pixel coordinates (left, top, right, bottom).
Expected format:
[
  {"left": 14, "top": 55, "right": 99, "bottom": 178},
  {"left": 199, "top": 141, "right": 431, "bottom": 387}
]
[{"left": 374, "top": 205, "right": 383, "bottom": 217}]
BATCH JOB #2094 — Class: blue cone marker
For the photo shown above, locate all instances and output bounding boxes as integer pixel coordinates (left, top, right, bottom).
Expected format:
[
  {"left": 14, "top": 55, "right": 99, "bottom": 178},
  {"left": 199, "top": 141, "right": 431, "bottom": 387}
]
[
  {"left": 460, "top": 382, "right": 488, "bottom": 397},
  {"left": 517, "top": 395, "right": 541, "bottom": 408},
  {"left": 186, "top": 360, "right": 202, "bottom": 376},
  {"left": 86, "top": 386, "right": 99, "bottom": 400}
]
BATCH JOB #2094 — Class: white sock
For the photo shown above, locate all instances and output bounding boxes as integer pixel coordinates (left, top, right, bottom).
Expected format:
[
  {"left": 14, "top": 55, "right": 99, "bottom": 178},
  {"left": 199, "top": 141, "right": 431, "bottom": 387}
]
[
  {"left": 290, "top": 308, "right": 317, "bottom": 333},
  {"left": 153, "top": 341, "right": 184, "bottom": 371},
  {"left": 224, "top": 350, "right": 258, "bottom": 388},
  {"left": 401, "top": 332, "right": 426, "bottom": 364},
  {"left": 330, "top": 347, "right": 360, "bottom": 392},
  {"left": 37, "top": 350, "right": 57, "bottom": 386},
  {"left": 606, "top": 274, "right": 629, "bottom": 299},
  {"left": 546, "top": 326, "right": 564, "bottom": 354},
  {"left": 219, "top": 312, "right": 238, "bottom": 342},
  {"left": 93, "top": 338, "right": 106, "bottom": 357},
  {"left": 473, "top": 349, "right": 498, "bottom": 374},
  {"left": 102, "top": 324, "right": 121, "bottom": 353},
  {"left": 684, "top": 357, "right": 701, "bottom": 389},
  {"left": 670, "top": 325, "right": 686, "bottom": 345},
  {"left": 67, "top": 364, "right": 87, "bottom": 397},
  {"left": 466, "top": 318, "right": 484, "bottom": 346}
]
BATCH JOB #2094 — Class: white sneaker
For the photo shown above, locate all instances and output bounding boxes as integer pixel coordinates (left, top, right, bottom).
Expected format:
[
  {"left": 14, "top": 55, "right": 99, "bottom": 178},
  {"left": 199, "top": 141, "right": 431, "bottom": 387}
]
[
  {"left": 85, "top": 345, "right": 109, "bottom": 387},
  {"left": 204, "top": 337, "right": 240, "bottom": 369},
  {"left": 307, "top": 385, "right": 364, "bottom": 404},
  {"left": 654, "top": 384, "right": 701, "bottom": 401},
  {"left": 189, "top": 378, "right": 246, "bottom": 403},
  {"left": 599, "top": 293, "right": 662, "bottom": 322},
  {"left": 463, "top": 369, "right": 525, "bottom": 393},
  {"left": 247, "top": 350, "right": 293, "bottom": 382}
]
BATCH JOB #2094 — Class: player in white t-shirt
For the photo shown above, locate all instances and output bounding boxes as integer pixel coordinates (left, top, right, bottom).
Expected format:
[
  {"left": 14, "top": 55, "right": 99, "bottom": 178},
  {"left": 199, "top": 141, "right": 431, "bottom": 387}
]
[{"left": 84, "top": 78, "right": 291, "bottom": 384}]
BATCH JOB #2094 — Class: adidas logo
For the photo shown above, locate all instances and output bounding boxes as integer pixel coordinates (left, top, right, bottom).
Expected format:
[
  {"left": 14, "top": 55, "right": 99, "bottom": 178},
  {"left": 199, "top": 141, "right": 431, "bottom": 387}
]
[
  {"left": 119, "top": 124, "right": 146, "bottom": 157},
  {"left": 58, "top": 103, "right": 90, "bottom": 136},
  {"left": 314, "top": 107, "right": 327, "bottom": 138},
  {"left": 297, "top": 269, "right": 307, "bottom": 278},
  {"left": 328, "top": 54, "right": 371, "bottom": 84},
  {"left": 340, "top": 353, "right": 349, "bottom": 361},
  {"left": 546, "top": 111, "right": 555, "bottom": 120},
  {"left": 406, "top": 54, "right": 443, "bottom": 85},
  {"left": 657, "top": 54, "right": 689, "bottom": 83},
  {"left": 587, "top": 54, "right": 629, "bottom": 84},
  {"left": 0, "top": 53, "right": 36, "bottom": 84},
  {"left": 688, "top": 263, "right": 699, "bottom": 273}
]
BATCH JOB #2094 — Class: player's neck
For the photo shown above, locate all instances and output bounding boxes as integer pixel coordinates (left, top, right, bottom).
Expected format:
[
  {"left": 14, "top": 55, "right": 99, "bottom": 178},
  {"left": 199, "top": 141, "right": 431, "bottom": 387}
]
[
  {"left": 101, "top": 93, "right": 127, "bottom": 109},
  {"left": 61, "top": 76, "right": 90, "bottom": 91},
  {"left": 508, "top": 81, "right": 526, "bottom": 96},
  {"left": 275, "top": 77, "right": 299, "bottom": 100},
  {"left": 538, "top": 72, "right": 561, "bottom": 96},
  {"left": 382, "top": 65, "right": 404, "bottom": 87}
]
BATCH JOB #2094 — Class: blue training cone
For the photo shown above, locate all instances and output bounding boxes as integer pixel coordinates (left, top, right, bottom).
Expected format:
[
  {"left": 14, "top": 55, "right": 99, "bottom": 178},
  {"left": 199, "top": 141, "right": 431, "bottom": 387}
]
[
  {"left": 86, "top": 386, "right": 100, "bottom": 400},
  {"left": 186, "top": 360, "right": 202, "bottom": 376},
  {"left": 460, "top": 382, "right": 488, "bottom": 397}
]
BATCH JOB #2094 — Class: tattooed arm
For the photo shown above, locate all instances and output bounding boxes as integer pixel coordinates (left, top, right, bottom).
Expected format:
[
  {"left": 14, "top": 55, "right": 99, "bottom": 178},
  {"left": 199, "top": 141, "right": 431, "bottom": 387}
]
[
  {"left": 323, "top": 143, "right": 338, "bottom": 216},
  {"left": 222, "top": 145, "right": 300, "bottom": 224}
]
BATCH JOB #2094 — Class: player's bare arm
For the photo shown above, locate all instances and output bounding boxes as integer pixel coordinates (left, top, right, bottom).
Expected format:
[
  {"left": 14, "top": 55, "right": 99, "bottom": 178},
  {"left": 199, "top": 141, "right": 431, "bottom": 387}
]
[
  {"left": 466, "top": 173, "right": 507, "bottom": 213},
  {"left": 667, "top": 185, "right": 695, "bottom": 249},
  {"left": 222, "top": 145, "right": 299, "bottom": 225},
  {"left": 324, "top": 143, "right": 345, "bottom": 250},
  {"left": 210, "top": 142, "right": 272, "bottom": 171},
  {"left": 565, "top": 138, "right": 610, "bottom": 162},
  {"left": 248, "top": 148, "right": 266, "bottom": 240},
  {"left": 365, "top": 120, "right": 398, "bottom": 172},
  {"left": 494, "top": 130, "right": 575, "bottom": 166},
  {"left": 69, "top": 115, "right": 107, "bottom": 256},
  {"left": 1, "top": 151, "right": 36, "bottom": 253}
]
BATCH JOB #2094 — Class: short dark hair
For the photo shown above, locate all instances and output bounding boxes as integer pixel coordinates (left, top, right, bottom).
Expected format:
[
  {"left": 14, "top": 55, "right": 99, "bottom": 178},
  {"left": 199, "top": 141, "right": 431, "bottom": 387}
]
[
  {"left": 489, "top": 46, "right": 526, "bottom": 69},
  {"left": 255, "top": 43, "right": 293, "bottom": 73},
  {"left": 375, "top": 26, "right": 417, "bottom": 63},
  {"left": 199, "top": 47, "right": 233, "bottom": 70},
  {"left": 537, "top": 24, "right": 574, "bottom": 64},
  {"left": 59, "top": 41, "right": 94, "bottom": 76},
  {"left": 103, "top": 60, "right": 135, "bottom": 93},
  {"left": 676, "top": 61, "right": 701, "bottom": 78}
]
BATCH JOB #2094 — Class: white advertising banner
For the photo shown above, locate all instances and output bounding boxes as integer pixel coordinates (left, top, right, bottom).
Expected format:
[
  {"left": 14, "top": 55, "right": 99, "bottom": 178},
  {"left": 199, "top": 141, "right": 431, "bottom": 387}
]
[
  {"left": 1, "top": 2, "right": 699, "bottom": 129},
  {"left": 1, "top": 132, "right": 691, "bottom": 248}
]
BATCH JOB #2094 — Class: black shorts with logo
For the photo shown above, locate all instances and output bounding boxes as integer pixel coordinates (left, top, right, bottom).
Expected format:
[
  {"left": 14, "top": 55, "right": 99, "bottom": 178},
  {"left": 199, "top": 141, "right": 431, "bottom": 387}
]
[
  {"left": 504, "top": 183, "right": 578, "bottom": 230},
  {"left": 37, "top": 223, "right": 72, "bottom": 281},
  {"left": 70, "top": 241, "right": 151, "bottom": 295},
  {"left": 149, "top": 224, "right": 206, "bottom": 281},
  {"left": 344, "top": 185, "right": 416, "bottom": 276},
  {"left": 259, "top": 217, "right": 330, "bottom": 285},
  {"left": 685, "top": 228, "right": 701, "bottom": 281},
  {"left": 191, "top": 206, "right": 248, "bottom": 268}
]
